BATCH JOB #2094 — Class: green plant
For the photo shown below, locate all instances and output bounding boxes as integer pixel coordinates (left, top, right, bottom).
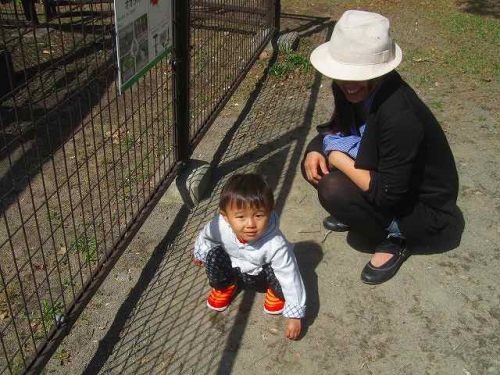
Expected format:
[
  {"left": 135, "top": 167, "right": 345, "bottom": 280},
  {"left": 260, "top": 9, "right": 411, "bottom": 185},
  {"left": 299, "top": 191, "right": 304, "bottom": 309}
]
[
  {"left": 40, "top": 299, "right": 64, "bottom": 328},
  {"left": 48, "top": 80, "right": 58, "bottom": 93},
  {"left": 53, "top": 346, "right": 71, "bottom": 364},
  {"left": 70, "top": 236, "right": 98, "bottom": 265},
  {"left": 124, "top": 171, "right": 138, "bottom": 187},
  {"left": 430, "top": 99, "right": 443, "bottom": 111},
  {"left": 448, "top": 12, "right": 500, "bottom": 45},
  {"left": 31, "top": 299, "right": 64, "bottom": 340},
  {"left": 37, "top": 39, "right": 51, "bottom": 48},
  {"left": 438, "top": 12, "right": 500, "bottom": 79},
  {"left": 14, "top": 0, "right": 23, "bottom": 9},
  {"left": 157, "top": 143, "right": 173, "bottom": 157},
  {"left": 10, "top": 353, "right": 25, "bottom": 375},
  {"left": 269, "top": 51, "right": 311, "bottom": 78},
  {"left": 48, "top": 210, "right": 62, "bottom": 227},
  {"left": 124, "top": 135, "right": 135, "bottom": 149}
]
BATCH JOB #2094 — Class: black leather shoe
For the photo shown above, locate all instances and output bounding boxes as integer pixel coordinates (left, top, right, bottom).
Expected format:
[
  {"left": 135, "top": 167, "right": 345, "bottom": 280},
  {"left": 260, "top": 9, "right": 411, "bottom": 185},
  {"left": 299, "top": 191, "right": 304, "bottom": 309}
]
[
  {"left": 323, "top": 216, "right": 350, "bottom": 232},
  {"left": 360, "top": 236, "right": 410, "bottom": 285}
]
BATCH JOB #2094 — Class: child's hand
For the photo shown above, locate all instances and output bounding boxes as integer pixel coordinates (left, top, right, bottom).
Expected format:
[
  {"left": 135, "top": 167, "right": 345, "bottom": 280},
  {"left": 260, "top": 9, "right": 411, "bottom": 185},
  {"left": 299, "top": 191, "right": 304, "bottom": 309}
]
[
  {"left": 192, "top": 258, "right": 205, "bottom": 267},
  {"left": 191, "top": 251, "right": 205, "bottom": 267},
  {"left": 286, "top": 318, "right": 301, "bottom": 340}
]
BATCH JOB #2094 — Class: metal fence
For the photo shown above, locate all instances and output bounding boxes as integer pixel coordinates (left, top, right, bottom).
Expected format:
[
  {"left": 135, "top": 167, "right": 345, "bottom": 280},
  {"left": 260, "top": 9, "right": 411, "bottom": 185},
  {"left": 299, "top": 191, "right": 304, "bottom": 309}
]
[{"left": 0, "top": 0, "right": 277, "bottom": 373}]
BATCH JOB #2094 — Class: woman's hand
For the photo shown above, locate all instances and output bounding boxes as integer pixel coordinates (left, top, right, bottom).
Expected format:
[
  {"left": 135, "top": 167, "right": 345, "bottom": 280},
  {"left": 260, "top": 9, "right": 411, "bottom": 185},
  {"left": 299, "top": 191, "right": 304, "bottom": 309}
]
[
  {"left": 286, "top": 318, "right": 302, "bottom": 340},
  {"left": 303, "top": 151, "right": 329, "bottom": 184}
]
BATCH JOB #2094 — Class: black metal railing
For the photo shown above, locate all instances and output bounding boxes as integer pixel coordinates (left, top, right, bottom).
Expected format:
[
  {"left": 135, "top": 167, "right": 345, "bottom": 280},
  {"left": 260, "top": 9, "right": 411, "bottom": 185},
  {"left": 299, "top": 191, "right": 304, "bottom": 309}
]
[
  {"left": 189, "top": 0, "right": 275, "bottom": 149},
  {"left": 0, "top": 0, "right": 277, "bottom": 373}
]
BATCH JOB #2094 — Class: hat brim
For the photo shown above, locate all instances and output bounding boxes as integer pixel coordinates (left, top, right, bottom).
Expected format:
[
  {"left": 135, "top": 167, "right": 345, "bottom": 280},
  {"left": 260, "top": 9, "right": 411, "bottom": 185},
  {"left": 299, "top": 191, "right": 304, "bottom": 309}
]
[{"left": 310, "top": 42, "right": 403, "bottom": 81}]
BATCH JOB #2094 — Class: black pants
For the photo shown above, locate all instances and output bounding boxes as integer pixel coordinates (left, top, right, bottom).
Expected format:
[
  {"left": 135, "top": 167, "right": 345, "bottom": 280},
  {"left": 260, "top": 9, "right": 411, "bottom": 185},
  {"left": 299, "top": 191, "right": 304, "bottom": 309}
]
[
  {"left": 205, "top": 246, "right": 284, "bottom": 300},
  {"left": 307, "top": 169, "right": 464, "bottom": 253},
  {"left": 317, "top": 170, "right": 392, "bottom": 244}
]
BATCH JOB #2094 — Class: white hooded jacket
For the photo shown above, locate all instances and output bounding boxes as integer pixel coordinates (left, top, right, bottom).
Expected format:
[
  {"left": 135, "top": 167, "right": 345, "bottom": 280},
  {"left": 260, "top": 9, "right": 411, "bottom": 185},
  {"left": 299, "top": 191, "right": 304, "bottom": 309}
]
[{"left": 193, "top": 212, "right": 306, "bottom": 318}]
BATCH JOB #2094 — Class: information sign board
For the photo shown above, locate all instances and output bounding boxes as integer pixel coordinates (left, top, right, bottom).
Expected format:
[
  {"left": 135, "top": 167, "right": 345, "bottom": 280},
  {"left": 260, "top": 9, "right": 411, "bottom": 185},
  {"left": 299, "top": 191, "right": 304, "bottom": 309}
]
[{"left": 114, "top": 0, "right": 172, "bottom": 92}]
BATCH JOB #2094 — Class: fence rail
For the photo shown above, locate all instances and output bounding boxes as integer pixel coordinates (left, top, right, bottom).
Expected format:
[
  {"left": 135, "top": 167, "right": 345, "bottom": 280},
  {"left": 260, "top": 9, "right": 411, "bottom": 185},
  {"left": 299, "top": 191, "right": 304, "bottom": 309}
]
[{"left": 0, "top": 0, "right": 277, "bottom": 373}]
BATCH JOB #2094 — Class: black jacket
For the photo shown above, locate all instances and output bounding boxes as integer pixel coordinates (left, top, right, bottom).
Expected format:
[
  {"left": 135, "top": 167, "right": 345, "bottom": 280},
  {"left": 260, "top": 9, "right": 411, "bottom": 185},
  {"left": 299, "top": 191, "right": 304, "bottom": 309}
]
[{"left": 306, "top": 71, "right": 464, "bottom": 249}]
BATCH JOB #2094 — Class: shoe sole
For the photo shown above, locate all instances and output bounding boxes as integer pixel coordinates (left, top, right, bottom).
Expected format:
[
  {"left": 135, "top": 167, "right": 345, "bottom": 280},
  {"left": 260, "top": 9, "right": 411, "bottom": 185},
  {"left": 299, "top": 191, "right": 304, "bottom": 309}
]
[
  {"left": 361, "top": 278, "right": 387, "bottom": 285},
  {"left": 360, "top": 262, "right": 405, "bottom": 285},
  {"left": 207, "top": 301, "right": 229, "bottom": 312},
  {"left": 263, "top": 307, "right": 284, "bottom": 315},
  {"left": 323, "top": 225, "right": 350, "bottom": 233},
  {"left": 323, "top": 222, "right": 350, "bottom": 232}
]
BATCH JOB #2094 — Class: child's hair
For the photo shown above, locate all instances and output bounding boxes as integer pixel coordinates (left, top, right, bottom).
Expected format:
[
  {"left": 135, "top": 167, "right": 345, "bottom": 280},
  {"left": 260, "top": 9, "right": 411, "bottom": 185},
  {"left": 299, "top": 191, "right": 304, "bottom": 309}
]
[{"left": 219, "top": 174, "right": 274, "bottom": 212}]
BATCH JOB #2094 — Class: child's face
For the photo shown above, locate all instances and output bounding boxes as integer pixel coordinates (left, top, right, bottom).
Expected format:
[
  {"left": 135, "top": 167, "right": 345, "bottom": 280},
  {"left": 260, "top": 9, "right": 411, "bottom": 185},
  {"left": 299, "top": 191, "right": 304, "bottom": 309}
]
[{"left": 220, "top": 203, "right": 270, "bottom": 242}]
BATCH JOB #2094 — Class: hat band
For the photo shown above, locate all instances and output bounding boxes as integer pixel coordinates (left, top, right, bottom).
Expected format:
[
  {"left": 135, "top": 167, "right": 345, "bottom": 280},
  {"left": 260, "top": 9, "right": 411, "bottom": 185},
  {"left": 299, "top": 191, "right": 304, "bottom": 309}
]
[{"left": 330, "top": 48, "right": 394, "bottom": 66}]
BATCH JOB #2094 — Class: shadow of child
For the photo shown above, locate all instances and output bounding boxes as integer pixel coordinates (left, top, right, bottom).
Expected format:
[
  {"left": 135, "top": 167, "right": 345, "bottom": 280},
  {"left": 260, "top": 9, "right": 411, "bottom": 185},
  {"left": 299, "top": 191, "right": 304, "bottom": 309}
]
[{"left": 293, "top": 241, "right": 323, "bottom": 338}]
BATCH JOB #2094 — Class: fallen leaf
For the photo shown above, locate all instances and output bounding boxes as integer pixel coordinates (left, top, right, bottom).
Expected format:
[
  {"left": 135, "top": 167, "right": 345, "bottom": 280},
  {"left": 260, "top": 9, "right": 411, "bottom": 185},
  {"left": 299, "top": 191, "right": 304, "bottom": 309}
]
[
  {"left": 31, "top": 322, "right": 42, "bottom": 332},
  {"left": 259, "top": 50, "right": 269, "bottom": 60},
  {"left": 56, "top": 348, "right": 71, "bottom": 364},
  {"left": 34, "top": 263, "right": 47, "bottom": 270},
  {"left": 107, "top": 128, "right": 127, "bottom": 144},
  {"left": 412, "top": 57, "right": 429, "bottom": 63},
  {"left": 0, "top": 310, "right": 9, "bottom": 321},
  {"left": 57, "top": 247, "right": 67, "bottom": 256}
]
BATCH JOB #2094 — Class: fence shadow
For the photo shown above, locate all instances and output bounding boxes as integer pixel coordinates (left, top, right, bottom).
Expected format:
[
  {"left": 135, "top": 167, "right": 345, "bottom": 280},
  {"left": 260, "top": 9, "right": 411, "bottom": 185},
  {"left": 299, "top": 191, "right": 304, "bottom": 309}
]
[{"left": 81, "top": 13, "right": 333, "bottom": 375}]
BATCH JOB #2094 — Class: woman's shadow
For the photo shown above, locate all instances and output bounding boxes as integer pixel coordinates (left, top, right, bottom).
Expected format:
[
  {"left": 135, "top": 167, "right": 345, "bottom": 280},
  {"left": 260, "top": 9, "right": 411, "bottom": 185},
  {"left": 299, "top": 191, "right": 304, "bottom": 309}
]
[{"left": 293, "top": 241, "right": 323, "bottom": 338}]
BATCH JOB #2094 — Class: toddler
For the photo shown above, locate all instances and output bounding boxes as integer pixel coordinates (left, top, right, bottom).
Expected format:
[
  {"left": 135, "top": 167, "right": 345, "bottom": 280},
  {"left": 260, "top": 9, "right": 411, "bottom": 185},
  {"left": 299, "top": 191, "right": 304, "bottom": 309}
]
[{"left": 192, "top": 174, "right": 306, "bottom": 339}]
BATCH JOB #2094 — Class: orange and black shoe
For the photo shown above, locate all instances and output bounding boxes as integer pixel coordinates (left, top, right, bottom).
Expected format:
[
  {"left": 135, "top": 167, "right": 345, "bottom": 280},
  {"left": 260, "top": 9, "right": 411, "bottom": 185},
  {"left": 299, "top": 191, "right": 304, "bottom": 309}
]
[
  {"left": 263, "top": 288, "right": 285, "bottom": 315},
  {"left": 206, "top": 284, "right": 237, "bottom": 312}
]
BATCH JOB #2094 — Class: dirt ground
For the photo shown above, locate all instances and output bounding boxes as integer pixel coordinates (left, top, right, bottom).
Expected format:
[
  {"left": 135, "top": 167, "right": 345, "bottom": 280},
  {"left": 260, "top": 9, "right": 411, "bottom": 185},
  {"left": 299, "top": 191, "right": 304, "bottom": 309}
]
[{"left": 43, "top": 0, "right": 500, "bottom": 374}]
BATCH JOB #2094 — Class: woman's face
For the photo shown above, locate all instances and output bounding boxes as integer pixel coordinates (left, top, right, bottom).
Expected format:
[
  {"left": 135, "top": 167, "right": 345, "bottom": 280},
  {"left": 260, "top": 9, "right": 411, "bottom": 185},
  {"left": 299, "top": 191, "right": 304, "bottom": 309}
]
[{"left": 335, "top": 79, "right": 377, "bottom": 103}]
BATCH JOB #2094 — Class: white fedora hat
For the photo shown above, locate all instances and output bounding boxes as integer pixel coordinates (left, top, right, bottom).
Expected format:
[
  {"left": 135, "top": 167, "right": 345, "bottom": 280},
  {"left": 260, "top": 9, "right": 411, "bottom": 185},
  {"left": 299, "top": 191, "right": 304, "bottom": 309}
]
[{"left": 310, "top": 10, "right": 403, "bottom": 81}]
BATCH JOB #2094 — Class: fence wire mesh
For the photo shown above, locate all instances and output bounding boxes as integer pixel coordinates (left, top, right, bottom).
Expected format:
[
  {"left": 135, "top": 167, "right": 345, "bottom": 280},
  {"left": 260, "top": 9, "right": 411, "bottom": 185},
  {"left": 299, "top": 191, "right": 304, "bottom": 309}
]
[
  {"left": 189, "top": 0, "right": 273, "bottom": 147},
  {"left": 0, "top": 0, "right": 275, "bottom": 373}
]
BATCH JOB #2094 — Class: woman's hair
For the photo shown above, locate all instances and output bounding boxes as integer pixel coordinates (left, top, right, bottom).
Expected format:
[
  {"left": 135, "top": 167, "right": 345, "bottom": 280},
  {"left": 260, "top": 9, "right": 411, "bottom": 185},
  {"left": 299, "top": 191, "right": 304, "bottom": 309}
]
[
  {"left": 219, "top": 174, "right": 274, "bottom": 212},
  {"left": 329, "top": 83, "right": 366, "bottom": 134},
  {"left": 329, "top": 79, "right": 382, "bottom": 134}
]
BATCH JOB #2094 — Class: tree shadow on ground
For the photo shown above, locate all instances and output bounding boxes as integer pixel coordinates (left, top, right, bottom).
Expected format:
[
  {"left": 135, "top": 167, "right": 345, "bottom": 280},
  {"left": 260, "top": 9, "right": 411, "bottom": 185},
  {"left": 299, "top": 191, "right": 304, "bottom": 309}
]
[
  {"left": 0, "top": 10, "right": 117, "bottom": 215},
  {"left": 456, "top": 0, "right": 500, "bottom": 18}
]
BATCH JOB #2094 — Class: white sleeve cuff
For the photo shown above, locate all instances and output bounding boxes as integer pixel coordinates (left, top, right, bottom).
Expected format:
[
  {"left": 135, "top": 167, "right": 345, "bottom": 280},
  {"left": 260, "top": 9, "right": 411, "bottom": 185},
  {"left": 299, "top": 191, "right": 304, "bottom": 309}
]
[
  {"left": 193, "top": 247, "right": 207, "bottom": 263},
  {"left": 283, "top": 303, "right": 306, "bottom": 319}
]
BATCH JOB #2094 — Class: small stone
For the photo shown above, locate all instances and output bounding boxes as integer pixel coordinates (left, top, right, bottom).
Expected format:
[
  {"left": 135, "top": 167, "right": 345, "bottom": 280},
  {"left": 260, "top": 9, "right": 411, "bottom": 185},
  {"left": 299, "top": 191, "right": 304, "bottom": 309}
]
[
  {"left": 277, "top": 31, "right": 299, "bottom": 52},
  {"left": 259, "top": 50, "right": 270, "bottom": 60}
]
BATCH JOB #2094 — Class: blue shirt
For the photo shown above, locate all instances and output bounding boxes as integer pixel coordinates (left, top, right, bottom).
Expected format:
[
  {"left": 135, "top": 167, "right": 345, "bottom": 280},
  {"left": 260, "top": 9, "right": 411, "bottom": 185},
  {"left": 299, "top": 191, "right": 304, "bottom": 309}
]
[{"left": 322, "top": 94, "right": 374, "bottom": 159}]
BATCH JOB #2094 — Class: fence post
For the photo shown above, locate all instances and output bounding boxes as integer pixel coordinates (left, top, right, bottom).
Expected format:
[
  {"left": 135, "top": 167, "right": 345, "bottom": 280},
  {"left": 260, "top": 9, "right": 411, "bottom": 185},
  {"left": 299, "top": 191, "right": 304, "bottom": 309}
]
[
  {"left": 172, "top": 0, "right": 191, "bottom": 162},
  {"left": 274, "top": 0, "right": 281, "bottom": 30}
]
